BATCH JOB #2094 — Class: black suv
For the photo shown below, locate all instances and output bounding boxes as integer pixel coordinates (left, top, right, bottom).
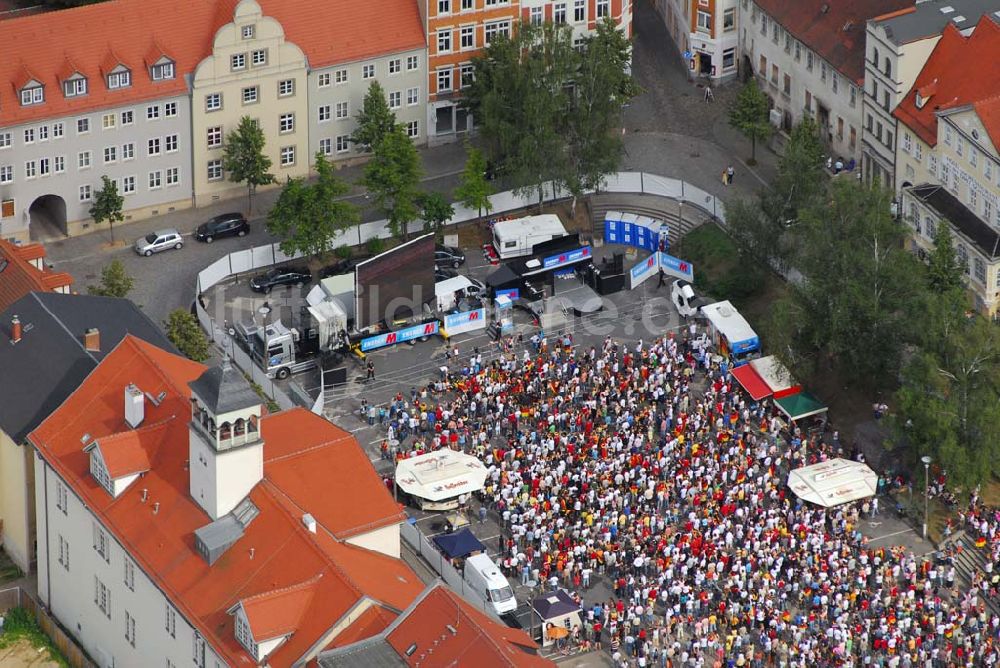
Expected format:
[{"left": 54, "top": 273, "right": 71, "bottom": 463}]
[
  {"left": 249, "top": 266, "right": 312, "bottom": 293},
  {"left": 195, "top": 213, "right": 249, "bottom": 243},
  {"left": 435, "top": 244, "right": 466, "bottom": 268}
]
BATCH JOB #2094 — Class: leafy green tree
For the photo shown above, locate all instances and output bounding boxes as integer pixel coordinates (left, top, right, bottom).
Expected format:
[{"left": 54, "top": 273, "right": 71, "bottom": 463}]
[
  {"left": 90, "top": 175, "right": 125, "bottom": 243},
  {"left": 454, "top": 144, "right": 494, "bottom": 220},
  {"left": 164, "top": 309, "right": 211, "bottom": 362},
  {"left": 88, "top": 259, "right": 133, "bottom": 298},
  {"left": 361, "top": 125, "right": 423, "bottom": 240},
  {"left": 418, "top": 192, "right": 455, "bottom": 234},
  {"left": 926, "top": 222, "right": 964, "bottom": 294},
  {"left": 351, "top": 81, "right": 397, "bottom": 153},
  {"left": 723, "top": 197, "right": 788, "bottom": 273},
  {"left": 222, "top": 116, "right": 275, "bottom": 214},
  {"left": 728, "top": 79, "right": 772, "bottom": 164},
  {"left": 266, "top": 154, "right": 359, "bottom": 258}
]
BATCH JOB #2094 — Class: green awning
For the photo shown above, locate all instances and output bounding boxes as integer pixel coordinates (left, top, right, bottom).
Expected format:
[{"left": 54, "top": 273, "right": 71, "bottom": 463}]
[{"left": 774, "top": 391, "right": 827, "bottom": 421}]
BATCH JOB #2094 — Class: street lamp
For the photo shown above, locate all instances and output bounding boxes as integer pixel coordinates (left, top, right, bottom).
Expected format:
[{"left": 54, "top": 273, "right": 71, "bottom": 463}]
[{"left": 921, "top": 455, "right": 932, "bottom": 540}]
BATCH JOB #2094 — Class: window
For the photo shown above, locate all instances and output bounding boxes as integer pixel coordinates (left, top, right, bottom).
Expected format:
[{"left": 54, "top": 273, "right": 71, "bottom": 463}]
[
  {"left": 152, "top": 62, "right": 174, "bottom": 81},
  {"left": 697, "top": 11, "right": 711, "bottom": 32},
  {"left": 236, "top": 614, "right": 256, "bottom": 656},
  {"left": 165, "top": 605, "right": 177, "bottom": 638},
  {"left": 0, "top": 166, "right": 11, "bottom": 184},
  {"left": 336, "top": 135, "right": 350, "bottom": 153},
  {"left": 335, "top": 101, "right": 349, "bottom": 120},
  {"left": 78, "top": 151, "right": 91, "bottom": 169},
  {"left": 104, "top": 146, "right": 117, "bottom": 163},
  {"left": 318, "top": 72, "right": 331, "bottom": 87},
  {"left": 252, "top": 49, "right": 267, "bottom": 66},
  {"left": 438, "top": 30, "right": 452, "bottom": 53},
  {"left": 242, "top": 24, "right": 255, "bottom": 39},
  {"left": 484, "top": 21, "right": 511, "bottom": 45},
  {"left": 389, "top": 91, "right": 401, "bottom": 109},
  {"left": 724, "top": 8, "right": 735, "bottom": 31},
  {"left": 849, "top": 86, "right": 857, "bottom": 108},
  {"left": 122, "top": 175, "right": 135, "bottom": 194},
  {"left": 124, "top": 557, "right": 135, "bottom": 591},
  {"left": 771, "top": 64, "right": 778, "bottom": 85},
  {"left": 166, "top": 166, "right": 179, "bottom": 186},
  {"left": 319, "top": 105, "right": 331, "bottom": 122},
  {"left": 231, "top": 53, "right": 246, "bottom": 70},
  {"left": 63, "top": 78, "right": 87, "bottom": 98},
  {"left": 407, "top": 55, "right": 419, "bottom": 71},
  {"left": 165, "top": 134, "right": 178, "bottom": 152},
  {"left": 438, "top": 0, "right": 450, "bottom": 13},
  {"left": 886, "top": 130, "right": 893, "bottom": 150},
  {"left": 93, "top": 523, "right": 110, "bottom": 561},
  {"left": 783, "top": 74, "right": 791, "bottom": 95},
  {"left": 389, "top": 58, "right": 402, "bottom": 74},
  {"left": 461, "top": 64, "right": 474, "bottom": 88},
  {"left": 794, "top": 42, "right": 801, "bottom": 62},
  {"left": 319, "top": 138, "right": 332, "bottom": 155},
  {"left": 597, "top": 0, "right": 609, "bottom": 18},
  {"left": 806, "top": 52, "right": 813, "bottom": 72},
  {"left": 944, "top": 125, "right": 952, "bottom": 146},
  {"left": 147, "top": 105, "right": 160, "bottom": 120},
  {"left": 206, "top": 93, "right": 222, "bottom": 112},
  {"left": 407, "top": 87, "right": 419, "bottom": 106},
  {"left": 970, "top": 147, "right": 978, "bottom": 168},
  {"left": 38, "top": 158, "right": 49, "bottom": 176},
  {"left": 122, "top": 142, "right": 135, "bottom": 160},
  {"left": 53, "top": 155, "right": 64, "bottom": 173},
  {"left": 207, "top": 160, "right": 223, "bottom": 181},
  {"left": 24, "top": 161, "right": 36, "bottom": 179},
  {"left": 164, "top": 101, "right": 177, "bottom": 118},
  {"left": 0, "top": 132, "right": 9, "bottom": 149},
  {"left": 148, "top": 138, "right": 161, "bottom": 156},
  {"left": 95, "top": 576, "right": 111, "bottom": 617},
  {"left": 24, "top": 128, "right": 34, "bottom": 144},
  {"left": 363, "top": 63, "right": 375, "bottom": 79},
  {"left": 102, "top": 114, "right": 116, "bottom": 130},
  {"left": 107, "top": 70, "right": 131, "bottom": 89},
  {"left": 125, "top": 610, "right": 136, "bottom": 647},
  {"left": 574, "top": 0, "right": 586, "bottom": 22},
  {"left": 193, "top": 633, "right": 206, "bottom": 668},
  {"left": 279, "top": 113, "right": 295, "bottom": 133},
  {"left": 832, "top": 74, "right": 838, "bottom": 94},
  {"left": 461, "top": 25, "right": 475, "bottom": 49},
  {"left": 117, "top": 111, "right": 133, "bottom": 128},
  {"left": 148, "top": 170, "right": 162, "bottom": 189},
  {"left": 77, "top": 117, "right": 90, "bottom": 134},
  {"left": 335, "top": 68, "right": 348, "bottom": 84},
  {"left": 406, "top": 120, "right": 419, "bottom": 139},
  {"left": 207, "top": 126, "right": 222, "bottom": 148},
  {"left": 462, "top": 0, "right": 473, "bottom": 9},
  {"left": 902, "top": 133, "right": 912, "bottom": 154},
  {"left": 986, "top": 161, "right": 993, "bottom": 182},
  {"left": 555, "top": 3, "right": 566, "bottom": 23},
  {"left": 242, "top": 86, "right": 258, "bottom": 105},
  {"left": 759, "top": 55, "right": 767, "bottom": 76},
  {"left": 530, "top": 6, "right": 544, "bottom": 24},
  {"left": 21, "top": 86, "right": 44, "bottom": 106},
  {"left": 958, "top": 245, "right": 969, "bottom": 274},
  {"left": 280, "top": 146, "right": 295, "bottom": 166},
  {"left": 52, "top": 122, "right": 63, "bottom": 139},
  {"left": 437, "top": 68, "right": 452, "bottom": 93},
  {"left": 58, "top": 535, "right": 69, "bottom": 570}
]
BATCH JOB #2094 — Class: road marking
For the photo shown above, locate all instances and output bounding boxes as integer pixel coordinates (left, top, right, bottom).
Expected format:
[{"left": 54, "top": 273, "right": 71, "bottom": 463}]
[{"left": 866, "top": 528, "right": 914, "bottom": 542}]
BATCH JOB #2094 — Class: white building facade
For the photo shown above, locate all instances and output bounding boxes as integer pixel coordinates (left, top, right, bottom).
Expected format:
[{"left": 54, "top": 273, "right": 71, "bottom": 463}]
[{"left": 654, "top": 0, "right": 740, "bottom": 82}]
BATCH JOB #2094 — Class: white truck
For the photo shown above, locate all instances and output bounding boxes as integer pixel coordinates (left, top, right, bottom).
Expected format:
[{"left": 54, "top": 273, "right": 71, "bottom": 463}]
[
  {"left": 246, "top": 320, "right": 319, "bottom": 380},
  {"left": 671, "top": 280, "right": 708, "bottom": 319},
  {"left": 463, "top": 553, "right": 518, "bottom": 616},
  {"left": 492, "top": 214, "right": 568, "bottom": 260}
]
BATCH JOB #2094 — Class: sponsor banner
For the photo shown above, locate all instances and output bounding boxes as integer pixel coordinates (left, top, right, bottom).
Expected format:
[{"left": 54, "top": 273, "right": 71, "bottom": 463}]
[
  {"left": 495, "top": 288, "right": 519, "bottom": 302},
  {"left": 360, "top": 320, "right": 440, "bottom": 352},
  {"left": 443, "top": 308, "right": 487, "bottom": 335},
  {"left": 542, "top": 245, "right": 591, "bottom": 270},
  {"left": 657, "top": 252, "right": 694, "bottom": 281},
  {"left": 628, "top": 254, "right": 659, "bottom": 289}
]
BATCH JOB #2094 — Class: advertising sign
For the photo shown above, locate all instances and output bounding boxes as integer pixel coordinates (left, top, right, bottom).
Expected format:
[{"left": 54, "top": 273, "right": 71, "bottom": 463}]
[
  {"left": 628, "top": 254, "right": 659, "bottom": 289},
  {"left": 495, "top": 288, "right": 520, "bottom": 301},
  {"left": 360, "top": 320, "right": 440, "bottom": 352},
  {"left": 657, "top": 252, "right": 694, "bottom": 281},
  {"left": 443, "top": 308, "right": 487, "bottom": 335},
  {"left": 542, "top": 245, "right": 592, "bottom": 270}
]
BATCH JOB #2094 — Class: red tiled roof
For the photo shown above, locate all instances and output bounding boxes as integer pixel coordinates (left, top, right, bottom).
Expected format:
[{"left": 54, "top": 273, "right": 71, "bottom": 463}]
[
  {"left": 325, "top": 605, "right": 397, "bottom": 650},
  {"left": 30, "top": 335, "right": 423, "bottom": 667},
  {"left": 94, "top": 419, "right": 168, "bottom": 478},
  {"left": 0, "top": 0, "right": 425, "bottom": 126},
  {"left": 386, "top": 585, "right": 552, "bottom": 668},
  {"left": 241, "top": 575, "right": 321, "bottom": 641},
  {"left": 754, "top": 0, "right": 914, "bottom": 83},
  {"left": 0, "top": 239, "right": 73, "bottom": 314},
  {"left": 894, "top": 16, "right": 1000, "bottom": 147}
]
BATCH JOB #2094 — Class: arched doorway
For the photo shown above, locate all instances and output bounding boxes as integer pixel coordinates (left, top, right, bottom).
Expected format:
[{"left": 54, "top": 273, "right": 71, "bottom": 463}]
[{"left": 28, "top": 194, "right": 67, "bottom": 240}]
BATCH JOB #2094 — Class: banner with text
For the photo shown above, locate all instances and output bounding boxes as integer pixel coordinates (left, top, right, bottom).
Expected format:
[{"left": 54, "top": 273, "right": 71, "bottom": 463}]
[
  {"left": 360, "top": 321, "right": 440, "bottom": 352},
  {"left": 629, "top": 254, "right": 659, "bottom": 289},
  {"left": 443, "top": 308, "right": 487, "bottom": 335},
  {"left": 627, "top": 252, "right": 695, "bottom": 289},
  {"left": 657, "top": 252, "right": 694, "bottom": 282}
]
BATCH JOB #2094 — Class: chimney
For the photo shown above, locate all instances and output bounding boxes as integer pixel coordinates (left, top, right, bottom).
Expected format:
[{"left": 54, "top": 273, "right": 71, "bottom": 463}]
[
  {"left": 10, "top": 315, "right": 21, "bottom": 343},
  {"left": 141, "top": 489, "right": 148, "bottom": 503},
  {"left": 84, "top": 327, "right": 100, "bottom": 352},
  {"left": 249, "top": 548, "right": 255, "bottom": 560},
  {"left": 125, "top": 384, "right": 145, "bottom": 428},
  {"left": 152, "top": 502, "right": 160, "bottom": 514},
  {"left": 302, "top": 513, "right": 317, "bottom": 534}
]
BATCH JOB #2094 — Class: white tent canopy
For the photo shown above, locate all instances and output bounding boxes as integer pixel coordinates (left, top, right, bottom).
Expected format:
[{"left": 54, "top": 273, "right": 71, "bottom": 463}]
[
  {"left": 787, "top": 458, "right": 878, "bottom": 508},
  {"left": 395, "top": 450, "right": 488, "bottom": 502}
]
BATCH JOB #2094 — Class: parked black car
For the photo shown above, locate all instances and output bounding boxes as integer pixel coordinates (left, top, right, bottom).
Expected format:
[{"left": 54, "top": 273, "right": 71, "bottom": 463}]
[
  {"left": 249, "top": 266, "right": 312, "bottom": 293},
  {"left": 320, "top": 255, "right": 371, "bottom": 278},
  {"left": 435, "top": 244, "right": 466, "bottom": 268},
  {"left": 194, "top": 213, "right": 249, "bottom": 243},
  {"left": 435, "top": 267, "right": 459, "bottom": 282}
]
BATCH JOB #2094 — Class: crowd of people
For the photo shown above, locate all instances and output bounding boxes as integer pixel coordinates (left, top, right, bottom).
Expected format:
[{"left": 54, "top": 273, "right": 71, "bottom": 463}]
[{"left": 380, "top": 327, "right": 1000, "bottom": 666}]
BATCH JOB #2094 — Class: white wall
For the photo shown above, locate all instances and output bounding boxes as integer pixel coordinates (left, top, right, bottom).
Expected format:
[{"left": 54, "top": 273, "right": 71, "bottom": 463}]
[
  {"left": 345, "top": 523, "right": 401, "bottom": 559},
  {"left": 189, "top": 426, "right": 263, "bottom": 520}
]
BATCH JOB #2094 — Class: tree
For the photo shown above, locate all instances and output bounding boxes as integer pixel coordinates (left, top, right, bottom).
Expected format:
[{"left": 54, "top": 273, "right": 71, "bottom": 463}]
[
  {"left": 418, "top": 192, "right": 454, "bottom": 234},
  {"left": 87, "top": 259, "right": 133, "bottom": 298},
  {"left": 90, "top": 175, "right": 125, "bottom": 243},
  {"left": 361, "top": 125, "right": 423, "bottom": 240},
  {"left": 454, "top": 144, "right": 494, "bottom": 220},
  {"left": 266, "top": 154, "right": 359, "bottom": 258},
  {"left": 351, "top": 81, "right": 397, "bottom": 153},
  {"left": 164, "top": 309, "right": 211, "bottom": 362},
  {"left": 728, "top": 79, "right": 772, "bottom": 164},
  {"left": 926, "top": 222, "right": 964, "bottom": 294},
  {"left": 222, "top": 116, "right": 275, "bottom": 214}
]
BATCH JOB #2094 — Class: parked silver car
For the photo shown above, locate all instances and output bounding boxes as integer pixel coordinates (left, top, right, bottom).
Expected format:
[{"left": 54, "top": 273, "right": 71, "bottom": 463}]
[{"left": 135, "top": 229, "right": 183, "bottom": 256}]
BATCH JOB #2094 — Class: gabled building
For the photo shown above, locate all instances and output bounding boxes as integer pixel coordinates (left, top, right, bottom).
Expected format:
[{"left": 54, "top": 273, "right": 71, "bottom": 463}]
[
  {"left": 894, "top": 14, "right": 1000, "bottom": 314},
  {"left": 0, "top": 292, "right": 171, "bottom": 576},
  {"left": 0, "top": 238, "right": 72, "bottom": 313},
  {"left": 654, "top": 0, "right": 740, "bottom": 82},
  {"left": 30, "top": 335, "right": 428, "bottom": 667}
]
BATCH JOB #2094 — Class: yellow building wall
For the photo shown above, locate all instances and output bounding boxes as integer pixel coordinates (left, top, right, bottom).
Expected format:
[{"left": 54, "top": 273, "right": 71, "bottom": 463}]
[{"left": 0, "top": 430, "right": 33, "bottom": 574}]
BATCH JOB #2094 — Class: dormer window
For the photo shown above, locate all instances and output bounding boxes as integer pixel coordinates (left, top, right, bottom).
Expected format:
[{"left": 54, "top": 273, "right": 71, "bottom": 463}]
[
  {"left": 915, "top": 93, "right": 925, "bottom": 109},
  {"left": 20, "top": 85, "right": 44, "bottom": 106},
  {"left": 107, "top": 69, "right": 131, "bottom": 90},
  {"left": 87, "top": 445, "right": 113, "bottom": 494},
  {"left": 242, "top": 24, "right": 255, "bottom": 39},
  {"left": 63, "top": 77, "right": 87, "bottom": 98},
  {"left": 235, "top": 612, "right": 258, "bottom": 656},
  {"left": 151, "top": 61, "right": 175, "bottom": 81}
]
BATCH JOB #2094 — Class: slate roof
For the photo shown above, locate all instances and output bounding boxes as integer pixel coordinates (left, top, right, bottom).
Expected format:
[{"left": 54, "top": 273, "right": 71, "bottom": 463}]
[
  {"left": 0, "top": 292, "right": 174, "bottom": 443},
  {"left": 188, "top": 357, "right": 260, "bottom": 415},
  {"left": 872, "top": 0, "right": 998, "bottom": 45},
  {"left": 908, "top": 184, "right": 1000, "bottom": 258}
]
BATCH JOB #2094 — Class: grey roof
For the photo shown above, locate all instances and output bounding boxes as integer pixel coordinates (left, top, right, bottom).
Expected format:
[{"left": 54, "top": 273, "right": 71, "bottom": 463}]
[
  {"left": 194, "top": 498, "right": 259, "bottom": 565},
  {"left": 188, "top": 357, "right": 260, "bottom": 415},
  {"left": 0, "top": 292, "right": 176, "bottom": 443},
  {"left": 317, "top": 638, "right": 404, "bottom": 668},
  {"left": 873, "top": 0, "right": 999, "bottom": 44},
  {"left": 532, "top": 589, "right": 580, "bottom": 619},
  {"left": 908, "top": 183, "right": 1000, "bottom": 258}
]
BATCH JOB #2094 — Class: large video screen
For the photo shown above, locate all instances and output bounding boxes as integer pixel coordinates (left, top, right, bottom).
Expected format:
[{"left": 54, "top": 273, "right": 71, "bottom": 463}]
[{"left": 355, "top": 234, "right": 435, "bottom": 329}]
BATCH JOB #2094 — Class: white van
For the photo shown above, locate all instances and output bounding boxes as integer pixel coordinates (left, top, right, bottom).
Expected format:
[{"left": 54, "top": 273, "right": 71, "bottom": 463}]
[
  {"left": 492, "top": 214, "right": 567, "bottom": 259},
  {"left": 464, "top": 553, "right": 517, "bottom": 615}
]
